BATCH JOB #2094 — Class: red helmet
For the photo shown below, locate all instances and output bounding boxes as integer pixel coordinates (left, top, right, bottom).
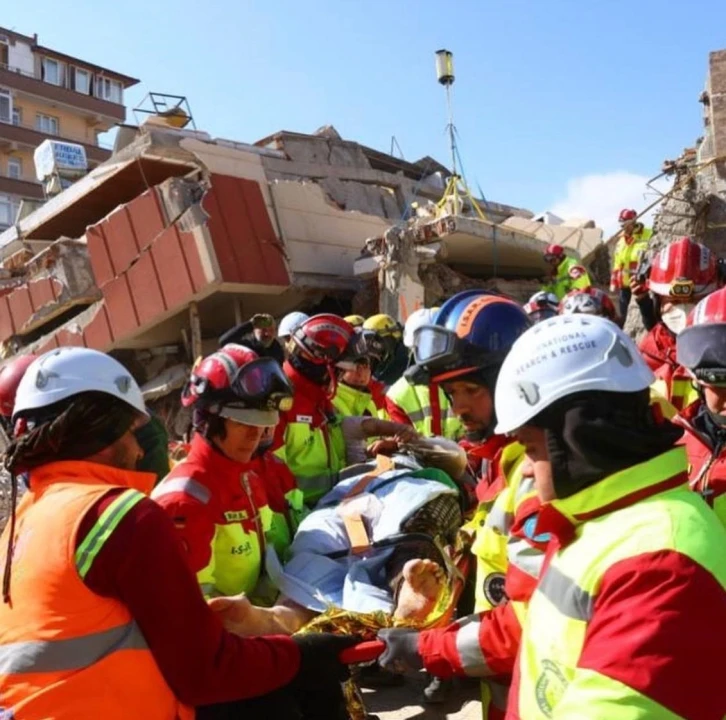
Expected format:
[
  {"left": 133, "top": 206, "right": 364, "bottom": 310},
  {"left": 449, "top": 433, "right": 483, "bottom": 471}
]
[
  {"left": 677, "top": 288, "right": 726, "bottom": 380},
  {"left": 648, "top": 237, "right": 717, "bottom": 300},
  {"left": 289, "top": 314, "right": 354, "bottom": 365},
  {"left": 543, "top": 244, "right": 564, "bottom": 261},
  {"left": 182, "top": 344, "right": 293, "bottom": 426},
  {"left": 0, "top": 355, "right": 37, "bottom": 418},
  {"left": 560, "top": 288, "right": 617, "bottom": 321},
  {"left": 619, "top": 208, "right": 637, "bottom": 223}
]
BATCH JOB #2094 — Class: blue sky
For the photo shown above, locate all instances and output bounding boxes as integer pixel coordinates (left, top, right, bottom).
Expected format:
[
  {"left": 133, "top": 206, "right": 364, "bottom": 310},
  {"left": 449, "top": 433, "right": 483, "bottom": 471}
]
[{"left": 5, "top": 1, "right": 726, "bottom": 230}]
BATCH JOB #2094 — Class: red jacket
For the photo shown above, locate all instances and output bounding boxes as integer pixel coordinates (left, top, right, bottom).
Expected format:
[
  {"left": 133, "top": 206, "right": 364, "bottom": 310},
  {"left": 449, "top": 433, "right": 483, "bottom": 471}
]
[{"left": 638, "top": 322, "right": 676, "bottom": 374}]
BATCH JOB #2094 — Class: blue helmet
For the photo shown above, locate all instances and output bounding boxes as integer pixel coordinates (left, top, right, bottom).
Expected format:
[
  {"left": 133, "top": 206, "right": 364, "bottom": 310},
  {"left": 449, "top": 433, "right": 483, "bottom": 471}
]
[{"left": 413, "top": 290, "right": 531, "bottom": 383}]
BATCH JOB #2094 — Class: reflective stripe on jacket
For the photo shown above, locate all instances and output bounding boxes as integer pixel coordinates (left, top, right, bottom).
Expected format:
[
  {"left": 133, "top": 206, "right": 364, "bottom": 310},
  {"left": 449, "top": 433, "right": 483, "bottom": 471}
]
[
  {"left": 386, "top": 376, "right": 463, "bottom": 439},
  {"left": 508, "top": 447, "right": 726, "bottom": 719},
  {"left": 0, "top": 460, "right": 191, "bottom": 720},
  {"left": 610, "top": 226, "right": 652, "bottom": 291}
]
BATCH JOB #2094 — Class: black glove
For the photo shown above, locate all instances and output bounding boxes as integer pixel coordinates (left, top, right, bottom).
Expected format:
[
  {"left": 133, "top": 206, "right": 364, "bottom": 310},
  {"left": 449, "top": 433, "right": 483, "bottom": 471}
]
[{"left": 377, "top": 628, "right": 423, "bottom": 673}]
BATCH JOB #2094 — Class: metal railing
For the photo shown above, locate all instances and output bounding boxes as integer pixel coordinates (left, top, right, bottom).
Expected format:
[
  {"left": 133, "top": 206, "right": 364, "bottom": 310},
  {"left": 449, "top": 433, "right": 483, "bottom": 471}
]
[{"left": 0, "top": 115, "right": 110, "bottom": 151}]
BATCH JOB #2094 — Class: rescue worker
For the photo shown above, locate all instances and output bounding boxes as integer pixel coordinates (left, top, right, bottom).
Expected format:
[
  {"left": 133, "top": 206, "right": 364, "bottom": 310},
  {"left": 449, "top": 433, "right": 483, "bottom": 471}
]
[
  {"left": 153, "top": 345, "right": 292, "bottom": 601},
  {"left": 635, "top": 236, "right": 718, "bottom": 410},
  {"left": 247, "top": 426, "right": 305, "bottom": 560},
  {"left": 363, "top": 313, "right": 408, "bottom": 387},
  {"left": 0, "top": 354, "right": 36, "bottom": 436},
  {"left": 540, "top": 244, "right": 591, "bottom": 300},
  {"left": 522, "top": 291, "right": 559, "bottom": 324},
  {"left": 219, "top": 313, "right": 284, "bottom": 365},
  {"left": 610, "top": 207, "right": 652, "bottom": 318},
  {"left": 273, "top": 314, "right": 354, "bottom": 506},
  {"left": 379, "top": 290, "right": 540, "bottom": 719},
  {"left": 386, "top": 308, "right": 463, "bottom": 440},
  {"left": 491, "top": 314, "right": 726, "bottom": 719},
  {"left": 676, "top": 287, "right": 726, "bottom": 527},
  {"left": 0, "top": 347, "right": 358, "bottom": 719},
  {"left": 332, "top": 329, "right": 389, "bottom": 419},
  {"left": 278, "top": 311, "right": 309, "bottom": 347},
  {"left": 559, "top": 286, "right": 619, "bottom": 324}
]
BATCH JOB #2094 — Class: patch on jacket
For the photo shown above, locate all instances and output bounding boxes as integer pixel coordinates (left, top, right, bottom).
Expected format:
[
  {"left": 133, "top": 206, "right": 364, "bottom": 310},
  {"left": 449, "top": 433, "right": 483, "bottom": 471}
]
[
  {"left": 482, "top": 572, "right": 507, "bottom": 606},
  {"left": 296, "top": 414, "right": 313, "bottom": 424},
  {"left": 568, "top": 265, "right": 586, "bottom": 279},
  {"left": 535, "top": 659, "right": 569, "bottom": 716}
]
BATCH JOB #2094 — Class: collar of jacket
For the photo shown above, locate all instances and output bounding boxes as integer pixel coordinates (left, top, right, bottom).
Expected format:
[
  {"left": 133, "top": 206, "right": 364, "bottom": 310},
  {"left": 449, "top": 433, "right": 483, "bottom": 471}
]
[
  {"left": 187, "top": 433, "right": 251, "bottom": 478},
  {"left": 536, "top": 447, "right": 689, "bottom": 547},
  {"left": 283, "top": 360, "right": 333, "bottom": 417},
  {"left": 29, "top": 460, "right": 157, "bottom": 496}
]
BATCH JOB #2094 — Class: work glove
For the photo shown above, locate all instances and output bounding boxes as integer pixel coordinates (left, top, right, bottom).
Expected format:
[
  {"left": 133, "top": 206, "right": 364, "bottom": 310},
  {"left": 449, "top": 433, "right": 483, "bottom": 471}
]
[
  {"left": 377, "top": 628, "right": 423, "bottom": 673},
  {"left": 289, "top": 633, "right": 360, "bottom": 720}
]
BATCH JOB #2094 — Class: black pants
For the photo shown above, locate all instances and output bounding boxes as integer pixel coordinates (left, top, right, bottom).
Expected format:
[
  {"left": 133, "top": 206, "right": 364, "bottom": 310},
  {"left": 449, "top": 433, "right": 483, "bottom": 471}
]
[{"left": 618, "top": 288, "right": 631, "bottom": 320}]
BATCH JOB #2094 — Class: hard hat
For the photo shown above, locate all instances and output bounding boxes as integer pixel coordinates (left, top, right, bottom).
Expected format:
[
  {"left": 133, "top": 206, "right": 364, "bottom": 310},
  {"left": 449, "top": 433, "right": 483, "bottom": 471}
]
[
  {"left": 560, "top": 288, "right": 617, "bottom": 322},
  {"left": 494, "top": 315, "right": 654, "bottom": 435},
  {"left": 619, "top": 208, "right": 638, "bottom": 224},
  {"left": 0, "top": 354, "right": 37, "bottom": 418},
  {"left": 523, "top": 292, "right": 559, "bottom": 324},
  {"left": 677, "top": 288, "right": 726, "bottom": 382},
  {"left": 182, "top": 344, "right": 293, "bottom": 427},
  {"left": 278, "top": 311, "right": 309, "bottom": 339},
  {"left": 363, "top": 313, "right": 402, "bottom": 339},
  {"left": 543, "top": 244, "right": 565, "bottom": 261},
  {"left": 648, "top": 237, "right": 717, "bottom": 300},
  {"left": 403, "top": 307, "right": 439, "bottom": 349},
  {"left": 413, "top": 290, "right": 531, "bottom": 382},
  {"left": 13, "top": 348, "right": 148, "bottom": 422},
  {"left": 289, "top": 314, "right": 354, "bottom": 365},
  {"left": 344, "top": 314, "right": 366, "bottom": 328}
]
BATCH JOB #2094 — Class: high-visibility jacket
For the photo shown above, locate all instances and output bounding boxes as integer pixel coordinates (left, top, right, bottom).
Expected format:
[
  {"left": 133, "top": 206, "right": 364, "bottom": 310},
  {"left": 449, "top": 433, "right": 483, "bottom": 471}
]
[
  {"left": 609, "top": 225, "right": 652, "bottom": 291},
  {"left": 652, "top": 362, "right": 699, "bottom": 414},
  {"left": 153, "top": 434, "right": 271, "bottom": 599},
  {"left": 274, "top": 361, "right": 347, "bottom": 506},
  {"left": 677, "top": 403, "right": 726, "bottom": 529},
  {"left": 508, "top": 447, "right": 726, "bottom": 720},
  {"left": 0, "top": 460, "right": 192, "bottom": 720},
  {"left": 332, "top": 379, "right": 388, "bottom": 419},
  {"left": 386, "top": 376, "right": 463, "bottom": 440},
  {"left": 541, "top": 256, "right": 591, "bottom": 301},
  {"left": 246, "top": 451, "right": 306, "bottom": 559},
  {"left": 419, "top": 438, "right": 547, "bottom": 720}
]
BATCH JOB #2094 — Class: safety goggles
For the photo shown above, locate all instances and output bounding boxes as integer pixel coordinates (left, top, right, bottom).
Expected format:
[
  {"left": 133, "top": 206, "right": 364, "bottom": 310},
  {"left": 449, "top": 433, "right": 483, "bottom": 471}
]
[
  {"left": 412, "top": 325, "right": 489, "bottom": 379},
  {"left": 693, "top": 368, "right": 726, "bottom": 387},
  {"left": 677, "top": 324, "right": 726, "bottom": 373},
  {"left": 294, "top": 330, "right": 344, "bottom": 364},
  {"left": 670, "top": 279, "right": 695, "bottom": 299}
]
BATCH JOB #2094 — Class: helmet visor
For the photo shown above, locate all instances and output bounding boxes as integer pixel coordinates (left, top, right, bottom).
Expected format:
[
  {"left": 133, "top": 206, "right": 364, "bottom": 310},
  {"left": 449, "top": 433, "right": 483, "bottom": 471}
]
[
  {"left": 677, "top": 324, "right": 726, "bottom": 371},
  {"left": 229, "top": 357, "right": 293, "bottom": 412},
  {"left": 413, "top": 325, "right": 459, "bottom": 368}
]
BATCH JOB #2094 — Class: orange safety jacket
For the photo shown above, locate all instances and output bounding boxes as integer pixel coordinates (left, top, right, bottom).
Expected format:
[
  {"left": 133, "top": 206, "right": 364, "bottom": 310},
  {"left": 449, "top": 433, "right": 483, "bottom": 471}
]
[{"left": 0, "top": 460, "right": 193, "bottom": 720}]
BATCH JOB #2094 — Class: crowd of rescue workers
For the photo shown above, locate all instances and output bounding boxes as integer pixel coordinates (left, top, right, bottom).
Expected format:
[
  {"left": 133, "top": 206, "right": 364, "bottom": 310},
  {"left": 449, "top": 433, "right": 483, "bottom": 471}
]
[{"left": 0, "top": 207, "right": 724, "bottom": 720}]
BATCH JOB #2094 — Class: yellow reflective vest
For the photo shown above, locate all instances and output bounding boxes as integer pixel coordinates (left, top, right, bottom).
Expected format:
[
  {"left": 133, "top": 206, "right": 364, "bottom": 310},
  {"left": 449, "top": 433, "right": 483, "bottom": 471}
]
[
  {"left": 610, "top": 226, "right": 652, "bottom": 291},
  {"left": 386, "top": 376, "right": 463, "bottom": 439},
  {"left": 542, "top": 256, "right": 591, "bottom": 301},
  {"left": 512, "top": 447, "right": 726, "bottom": 719}
]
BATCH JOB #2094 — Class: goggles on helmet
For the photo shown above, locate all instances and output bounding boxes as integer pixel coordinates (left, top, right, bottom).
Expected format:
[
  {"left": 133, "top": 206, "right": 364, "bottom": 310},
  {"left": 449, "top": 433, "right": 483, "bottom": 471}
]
[
  {"left": 694, "top": 368, "right": 726, "bottom": 387},
  {"left": 671, "top": 279, "right": 695, "bottom": 299},
  {"left": 677, "top": 324, "right": 726, "bottom": 374},
  {"left": 413, "top": 325, "right": 496, "bottom": 379}
]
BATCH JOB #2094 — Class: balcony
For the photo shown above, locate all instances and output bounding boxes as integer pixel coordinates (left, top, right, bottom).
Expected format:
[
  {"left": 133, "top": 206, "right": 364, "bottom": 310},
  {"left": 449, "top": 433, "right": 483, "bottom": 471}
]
[
  {"left": 0, "top": 119, "right": 111, "bottom": 164},
  {"left": 0, "top": 64, "right": 125, "bottom": 123},
  {"left": 0, "top": 175, "right": 43, "bottom": 200}
]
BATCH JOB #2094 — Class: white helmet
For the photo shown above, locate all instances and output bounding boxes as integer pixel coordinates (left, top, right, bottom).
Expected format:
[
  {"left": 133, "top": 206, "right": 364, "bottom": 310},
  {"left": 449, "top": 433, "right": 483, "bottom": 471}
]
[
  {"left": 494, "top": 315, "right": 654, "bottom": 434},
  {"left": 403, "top": 307, "right": 440, "bottom": 349},
  {"left": 278, "top": 311, "right": 309, "bottom": 339},
  {"left": 13, "top": 347, "right": 147, "bottom": 421}
]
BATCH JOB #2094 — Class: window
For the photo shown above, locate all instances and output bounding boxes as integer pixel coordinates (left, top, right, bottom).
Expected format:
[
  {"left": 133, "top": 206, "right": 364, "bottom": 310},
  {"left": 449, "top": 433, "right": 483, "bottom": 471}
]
[
  {"left": 7, "top": 158, "right": 21, "bottom": 180},
  {"left": 42, "top": 57, "right": 60, "bottom": 86},
  {"left": 0, "top": 195, "right": 19, "bottom": 228},
  {"left": 74, "top": 67, "right": 90, "bottom": 95},
  {"left": 12, "top": 107, "right": 21, "bottom": 126},
  {"left": 36, "top": 113, "right": 59, "bottom": 135},
  {"left": 97, "top": 77, "right": 122, "bottom": 104},
  {"left": 0, "top": 89, "right": 10, "bottom": 123},
  {"left": 0, "top": 39, "right": 8, "bottom": 68}
]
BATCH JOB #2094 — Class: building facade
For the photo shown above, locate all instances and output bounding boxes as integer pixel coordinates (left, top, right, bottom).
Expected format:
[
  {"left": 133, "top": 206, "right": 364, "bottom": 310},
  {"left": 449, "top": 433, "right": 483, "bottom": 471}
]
[{"left": 0, "top": 26, "right": 138, "bottom": 230}]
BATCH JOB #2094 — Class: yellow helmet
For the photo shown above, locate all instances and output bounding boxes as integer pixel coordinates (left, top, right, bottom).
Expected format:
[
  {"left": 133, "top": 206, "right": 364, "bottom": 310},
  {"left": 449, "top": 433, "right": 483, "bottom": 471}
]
[
  {"left": 344, "top": 314, "right": 366, "bottom": 328},
  {"left": 363, "top": 313, "right": 402, "bottom": 339}
]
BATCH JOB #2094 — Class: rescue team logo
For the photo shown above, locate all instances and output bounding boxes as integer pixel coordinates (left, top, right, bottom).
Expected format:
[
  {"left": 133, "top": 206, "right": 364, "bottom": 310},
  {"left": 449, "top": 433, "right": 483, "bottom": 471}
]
[
  {"left": 568, "top": 265, "right": 586, "bottom": 279},
  {"left": 535, "top": 659, "right": 569, "bottom": 717},
  {"left": 482, "top": 572, "right": 507, "bottom": 606}
]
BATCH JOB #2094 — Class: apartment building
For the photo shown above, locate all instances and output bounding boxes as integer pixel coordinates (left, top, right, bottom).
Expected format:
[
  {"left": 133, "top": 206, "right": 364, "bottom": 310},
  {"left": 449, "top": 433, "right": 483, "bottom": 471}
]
[{"left": 0, "top": 26, "right": 139, "bottom": 230}]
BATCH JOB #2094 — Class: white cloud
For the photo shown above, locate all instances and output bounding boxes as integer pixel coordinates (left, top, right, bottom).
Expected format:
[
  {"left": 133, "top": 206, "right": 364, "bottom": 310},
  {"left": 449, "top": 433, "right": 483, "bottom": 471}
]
[{"left": 550, "top": 171, "right": 672, "bottom": 239}]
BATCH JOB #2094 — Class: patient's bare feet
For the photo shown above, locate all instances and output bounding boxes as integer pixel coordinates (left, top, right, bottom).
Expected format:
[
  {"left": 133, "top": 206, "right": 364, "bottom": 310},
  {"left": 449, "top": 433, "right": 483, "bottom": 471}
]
[{"left": 393, "top": 559, "right": 446, "bottom": 622}]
